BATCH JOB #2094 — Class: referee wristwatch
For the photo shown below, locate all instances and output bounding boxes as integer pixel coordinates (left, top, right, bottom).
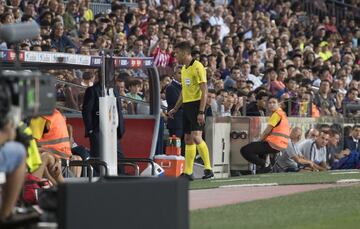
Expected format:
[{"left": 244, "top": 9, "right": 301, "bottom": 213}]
[{"left": 198, "top": 111, "right": 205, "bottom": 115}]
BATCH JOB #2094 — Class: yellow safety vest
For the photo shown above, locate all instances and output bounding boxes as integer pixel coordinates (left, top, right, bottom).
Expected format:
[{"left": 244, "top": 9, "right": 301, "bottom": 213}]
[{"left": 18, "top": 122, "right": 42, "bottom": 173}]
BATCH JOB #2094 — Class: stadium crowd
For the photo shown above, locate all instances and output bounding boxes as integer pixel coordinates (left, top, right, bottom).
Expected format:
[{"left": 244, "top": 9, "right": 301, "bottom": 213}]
[
  {"left": 0, "top": 0, "right": 358, "bottom": 118},
  {"left": 1, "top": 0, "right": 360, "bottom": 224}
]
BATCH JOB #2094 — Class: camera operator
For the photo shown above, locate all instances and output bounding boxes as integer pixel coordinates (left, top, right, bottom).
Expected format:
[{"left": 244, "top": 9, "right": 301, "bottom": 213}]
[{"left": 0, "top": 88, "right": 27, "bottom": 222}]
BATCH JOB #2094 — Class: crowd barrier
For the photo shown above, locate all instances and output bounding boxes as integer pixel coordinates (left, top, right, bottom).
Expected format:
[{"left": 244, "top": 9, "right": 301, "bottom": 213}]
[
  {"left": 303, "top": 0, "right": 360, "bottom": 25},
  {"left": 64, "top": 1, "right": 137, "bottom": 15},
  {"left": 205, "top": 116, "right": 360, "bottom": 177}
]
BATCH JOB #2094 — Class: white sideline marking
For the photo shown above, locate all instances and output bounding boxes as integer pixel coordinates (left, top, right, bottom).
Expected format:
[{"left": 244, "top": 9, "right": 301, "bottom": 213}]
[
  {"left": 220, "top": 183, "right": 279, "bottom": 188},
  {"left": 211, "top": 178, "right": 260, "bottom": 183},
  {"left": 336, "top": 179, "right": 360, "bottom": 183},
  {"left": 330, "top": 171, "right": 360, "bottom": 175}
]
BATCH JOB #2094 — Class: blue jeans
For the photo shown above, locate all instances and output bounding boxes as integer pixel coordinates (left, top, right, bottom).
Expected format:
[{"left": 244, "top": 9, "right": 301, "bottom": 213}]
[{"left": 0, "top": 141, "right": 26, "bottom": 173}]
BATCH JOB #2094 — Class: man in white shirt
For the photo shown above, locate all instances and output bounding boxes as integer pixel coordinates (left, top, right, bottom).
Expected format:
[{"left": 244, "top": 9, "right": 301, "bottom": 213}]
[
  {"left": 298, "top": 130, "right": 330, "bottom": 170},
  {"left": 209, "top": 5, "right": 224, "bottom": 26},
  {"left": 275, "top": 127, "right": 325, "bottom": 172},
  {"left": 209, "top": 5, "right": 229, "bottom": 40},
  {"left": 241, "top": 61, "right": 262, "bottom": 89}
]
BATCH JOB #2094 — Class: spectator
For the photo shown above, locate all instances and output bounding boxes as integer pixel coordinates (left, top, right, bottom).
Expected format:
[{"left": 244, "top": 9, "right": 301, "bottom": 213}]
[
  {"left": 246, "top": 91, "right": 269, "bottom": 116},
  {"left": 80, "top": 0, "right": 93, "bottom": 22},
  {"left": 51, "top": 23, "right": 77, "bottom": 52},
  {"left": 81, "top": 71, "right": 95, "bottom": 87},
  {"left": 241, "top": 61, "right": 262, "bottom": 89},
  {"left": 275, "top": 127, "right": 324, "bottom": 172},
  {"left": 326, "top": 129, "right": 342, "bottom": 167},
  {"left": 131, "top": 38, "right": 146, "bottom": 57},
  {"left": 298, "top": 129, "right": 330, "bottom": 170},
  {"left": 298, "top": 92, "right": 320, "bottom": 117},
  {"left": 305, "top": 128, "right": 320, "bottom": 140},
  {"left": 126, "top": 79, "right": 143, "bottom": 101},
  {"left": 115, "top": 78, "right": 126, "bottom": 97},
  {"left": 63, "top": 0, "right": 79, "bottom": 34},
  {"left": 150, "top": 37, "right": 173, "bottom": 67},
  {"left": 314, "top": 80, "right": 337, "bottom": 116},
  {"left": 205, "top": 89, "right": 218, "bottom": 117},
  {"left": 219, "top": 95, "right": 234, "bottom": 117},
  {"left": 343, "top": 88, "right": 360, "bottom": 116},
  {"left": 344, "top": 125, "right": 360, "bottom": 152},
  {"left": 224, "top": 66, "right": 241, "bottom": 90},
  {"left": 277, "top": 77, "right": 298, "bottom": 99}
]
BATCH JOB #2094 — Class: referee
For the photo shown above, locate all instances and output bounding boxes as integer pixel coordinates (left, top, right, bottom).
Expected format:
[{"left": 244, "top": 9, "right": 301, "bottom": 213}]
[{"left": 168, "top": 42, "right": 214, "bottom": 180}]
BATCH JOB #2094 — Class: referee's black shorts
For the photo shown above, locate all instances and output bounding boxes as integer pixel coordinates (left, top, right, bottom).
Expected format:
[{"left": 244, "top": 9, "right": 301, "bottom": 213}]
[{"left": 183, "top": 100, "right": 203, "bottom": 134}]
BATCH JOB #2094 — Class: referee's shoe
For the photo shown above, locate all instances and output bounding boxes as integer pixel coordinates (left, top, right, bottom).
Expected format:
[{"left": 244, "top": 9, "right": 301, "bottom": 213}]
[
  {"left": 202, "top": 169, "right": 214, "bottom": 179},
  {"left": 180, "top": 173, "right": 194, "bottom": 181}
]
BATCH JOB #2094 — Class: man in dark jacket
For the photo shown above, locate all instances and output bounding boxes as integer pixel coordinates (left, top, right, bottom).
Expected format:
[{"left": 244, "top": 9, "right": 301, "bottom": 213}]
[
  {"left": 246, "top": 91, "right": 269, "bottom": 116},
  {"left": 50, "top": 23, "right": 77, "bottom": 52},
  {"left": 344, "top": 125, "right": 360, "bottom": 152},
  {"left": 82, "top": 71, "right": 125, "bottom": 161},
  {"left": 166, "top": 67, "right": 183, "bottom": 138}
]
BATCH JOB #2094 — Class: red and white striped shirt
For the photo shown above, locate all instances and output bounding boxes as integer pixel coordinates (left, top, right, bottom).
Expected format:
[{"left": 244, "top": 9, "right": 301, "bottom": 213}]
[{"left": 152, "top": 47, "right": 172, "bottom": 67}]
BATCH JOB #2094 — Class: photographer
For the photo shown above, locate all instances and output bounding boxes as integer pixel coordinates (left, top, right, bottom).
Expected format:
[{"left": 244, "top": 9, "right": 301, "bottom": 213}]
[{"left": 0, "top": 88, "right": 27, "bottom": 222}]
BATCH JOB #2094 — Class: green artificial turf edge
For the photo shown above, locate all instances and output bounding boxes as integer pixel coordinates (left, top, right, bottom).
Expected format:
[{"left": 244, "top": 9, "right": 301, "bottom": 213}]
[
  {"left": 190, "top": 170, "right": 360, "bottom": 190},
  {"left": 191, "top": 185, "right": 360, "bottom": 229}
]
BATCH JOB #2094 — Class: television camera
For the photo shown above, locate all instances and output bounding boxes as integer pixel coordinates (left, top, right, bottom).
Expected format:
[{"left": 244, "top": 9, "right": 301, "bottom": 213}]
[{"left": 0, "top": 21, "right": 56, "bottom": 125}]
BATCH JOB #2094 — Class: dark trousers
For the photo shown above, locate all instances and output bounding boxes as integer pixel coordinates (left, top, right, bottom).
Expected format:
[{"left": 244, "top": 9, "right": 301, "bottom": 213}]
[
  {"left": 72, "top": 145, "right": 90, "bottom": 161},
  {"left": 240, "top": 141, "right": 279, "bottom": 167},
  {"left": 89, "top": 132, "right": 124, "bottom": 174},
  {"left": 155, "top": 117, "right": 165, "bottom": 155}
]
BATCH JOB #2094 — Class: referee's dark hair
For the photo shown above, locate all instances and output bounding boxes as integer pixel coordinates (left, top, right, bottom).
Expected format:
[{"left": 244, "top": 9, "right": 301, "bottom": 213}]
[{"left": 174, "top": 42, "right": 192, "bottom": 54}]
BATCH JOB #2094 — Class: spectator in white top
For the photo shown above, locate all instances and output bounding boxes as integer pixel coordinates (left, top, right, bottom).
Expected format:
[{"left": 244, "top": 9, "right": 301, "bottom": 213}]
[
  {"left": 241, "top": 61, "right": 262, "bottom": 89},
  {"left": 219, "top": 95, "right": 234, "bottom": 117},
  {"left": 209, "top": 5, "right": 224, "bottom": 26},
  {"left": 298, "top": 129, "right": 330, "bottom": 170},
  {"left": 275, "top": 127, "right": 325, "bottom": 172},
  {"left": 209, "top": 5, "right": 229, "bottom": 40}
]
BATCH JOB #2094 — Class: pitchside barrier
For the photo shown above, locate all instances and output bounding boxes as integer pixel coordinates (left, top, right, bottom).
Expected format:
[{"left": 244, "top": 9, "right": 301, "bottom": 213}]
[{"left": 205, "top": 116, "right": 359, "bottom": 177}]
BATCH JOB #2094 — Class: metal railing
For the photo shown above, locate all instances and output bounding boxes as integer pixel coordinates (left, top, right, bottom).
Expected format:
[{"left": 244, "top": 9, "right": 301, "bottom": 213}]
[
  {"left": 55, "top": 78, "right": 156, "bottom": 115},
  {"left": 303, "top": 0, "right": 360, "bottom": 24},
  {"left": 64, "top": 1, "right": 138, "bottom": 15}
]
